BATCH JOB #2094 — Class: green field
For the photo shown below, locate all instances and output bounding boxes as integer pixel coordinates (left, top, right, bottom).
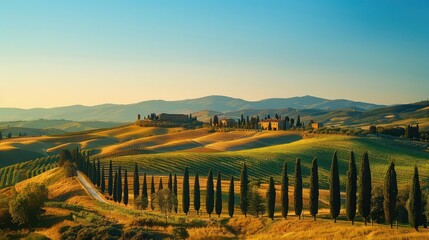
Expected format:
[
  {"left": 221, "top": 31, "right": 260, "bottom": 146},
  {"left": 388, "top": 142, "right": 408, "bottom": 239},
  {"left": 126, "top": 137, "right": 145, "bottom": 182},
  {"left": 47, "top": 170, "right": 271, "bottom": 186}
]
[{"left": 105, "top": 134, "right": 429, "bottom": 189}]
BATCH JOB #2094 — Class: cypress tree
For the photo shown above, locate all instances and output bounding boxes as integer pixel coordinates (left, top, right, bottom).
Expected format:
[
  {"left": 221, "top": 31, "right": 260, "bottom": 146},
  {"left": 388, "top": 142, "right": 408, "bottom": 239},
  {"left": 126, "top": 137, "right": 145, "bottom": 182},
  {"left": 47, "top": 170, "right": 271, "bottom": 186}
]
[
  {"left": 108, "top": 160, "right": 113, "bottom": 196},
  {"left": 174, "top": 174, "right": 178, "bottom": 213},
  {"left": 97, "top": 159, "right": 101, "bottom": 187},
  {"left": 384, "top": 161, "right": 398, "bottom": 228},
  {"left": 240, "top": 163, "right": 249, "bottom": 217},
  {"left": 228, "top": 176, "right": 235, "bottom": 218},
  {"left": 267, "top": 176, "right": 276, "bottom": 220},
  {"left": 142, "top": 172, "right": 148, "bottom": 209},
  {"left": 158, "top": 177, "right": 163, "bottom": 191},
  {"left": 133, "top": 163, "right": 139, "bottom": 198},
  {"left": 183, "top": 167, "right": 190, "bottom": 215},
  {"left": 309, "top": 157, "right": 319, "bottom": 221},
  {"left": 92, "top": 160, "right": 96, "bottom": 184},
  {"left": 281, "top": 160, "right": 289, "bottom": 219},
  {"left": 150, "top": 175, "right": 155, "bottom": 210},
  {"left": 346, "top": 151, "right": 357, "bottom": 224},
  {"left": 408, "top": 165, "right": 422, "bottom": 231},
  {"left": 113, "top": 170, "right": 118, "bottom": 202},
  {"left": 215, "top": 171, "right": 222, "bottom": 217},
  {"left": 124, "top": 169, "right": 128, "bottom": 206},
  {"left": 206, "top": 169, "right": 214, "bottom": 217},
  {"left": 101, "top": 165, "right": 105, "bottom": 193},
  {"left": 358, "top": 152, "right": 372, "bottom": 225},
  {"left": 194, "top": 172, "right": 201, "bottom": 215},
  {"left": 117, "top": 166, "right": 122, "bottom": 203},
  {"left": 168, "top": 172, "right": 173, "bottom": 192},
  {"left": 294, "top": 158, "right": 303, "bottom": 219},
  {"left": 330, "top": 152, "right": 340, "bottom": 223}
]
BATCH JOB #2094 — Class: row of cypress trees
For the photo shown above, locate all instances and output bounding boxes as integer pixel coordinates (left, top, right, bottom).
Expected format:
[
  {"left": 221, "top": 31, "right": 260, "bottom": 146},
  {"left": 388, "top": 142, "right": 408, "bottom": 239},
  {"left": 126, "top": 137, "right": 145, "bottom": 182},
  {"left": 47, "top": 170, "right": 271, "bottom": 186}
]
[{"left": 78, "top": 153, "right": 424, "bottom": 230}]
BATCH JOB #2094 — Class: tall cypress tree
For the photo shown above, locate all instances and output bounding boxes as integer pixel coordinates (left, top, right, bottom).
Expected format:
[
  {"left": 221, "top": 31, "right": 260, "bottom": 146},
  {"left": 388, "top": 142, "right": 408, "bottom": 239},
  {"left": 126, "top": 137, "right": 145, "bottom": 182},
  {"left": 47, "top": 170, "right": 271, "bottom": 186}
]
[
  {"left": 97, "top": 159, "right": 101, "bottom": 187},
  {"left": 174, "top": 174, "right": 178, "bottom": 213},
  {"left": 294, "top": 158, "right": 303, "bottom": 219},
  {"left": 168, "top": 172, "right": 173, "bottom": 192},
  {"left": 124, "top": 169, "right": 128, "bottom": 206},
  {"left": 215, "top": 171, "right": 222, "bottom": 217},
  {"left": 267, "top": 176, "right": 276, "bottom": 220},
  {"left": 133, "top": 162, "right": 139, "bottom": 199},
  {"left": 408, "top": 165, "right": 422, "bottom": 231},
  {"left": 158, "top": 177, "right": 163, "bottom": 191},
  {"left": 92, "top": 160, "right": 96, "bottom": 184},
  {"left": 346, "top": 151, "right": 357, "bottom": 224},
  {"left": 228, "top": 176, "right": 235, "bottom": 218},
  {"left": 113, "top": 170, "right": 118, "bottom": 202},
  {"left": 183, "top": 167, "right": 190, "bottom": 215},
  {"left": 101, "top": 165, "right": 105, "bottom": 193},
  {"left": 240, "top": 163, "right": 249, "bottom": 217},
  {"left": 150, "top": 175, "right": 155, "bottom": 210},
  {"left": 108, "top": 160, "right": 113, "bottom": 196},
  {"left": 309, "top": 157, "right": 319, "bottom": 221},
  {"left": 330, "top": 152, "right": 340, "bottom": 223},
  {"left": 281, "top": 160, "right": 289, "bottom": 219},
  {"left": 194, "top": 172, "right": 201, "bottom": 215},
  {"left": 206, "top": 169, "right": 214, "bottom": 217},
  {"left": 117, "top": 166, "right": 122, "bottom": 203},
  {"left": 384, "top": 161, "right": 398, "bottom": 228},
  {"left": 142, "top": 172, "right": 148, "bottom": 209},
  {"left": 358, "top": 152, "right": 372, "bottom": 225}
]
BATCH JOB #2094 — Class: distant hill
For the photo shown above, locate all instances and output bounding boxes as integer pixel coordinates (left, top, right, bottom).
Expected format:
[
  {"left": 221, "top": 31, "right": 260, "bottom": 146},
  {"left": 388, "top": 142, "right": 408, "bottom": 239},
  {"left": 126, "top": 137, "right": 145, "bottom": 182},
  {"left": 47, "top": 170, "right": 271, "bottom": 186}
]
[
  {"left": 0, "top": 95, "right": 383, "bottom": 122},
  {"left": 0, "top": 119, "right": 124, "bottom": 133}
]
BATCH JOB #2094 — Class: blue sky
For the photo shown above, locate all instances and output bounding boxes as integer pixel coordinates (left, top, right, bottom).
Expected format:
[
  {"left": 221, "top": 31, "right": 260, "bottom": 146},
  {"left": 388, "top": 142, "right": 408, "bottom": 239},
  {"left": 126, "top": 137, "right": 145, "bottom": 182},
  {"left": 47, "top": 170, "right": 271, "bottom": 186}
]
[{"left": 0, "top": 1, "right": 428, "bottom": 108}]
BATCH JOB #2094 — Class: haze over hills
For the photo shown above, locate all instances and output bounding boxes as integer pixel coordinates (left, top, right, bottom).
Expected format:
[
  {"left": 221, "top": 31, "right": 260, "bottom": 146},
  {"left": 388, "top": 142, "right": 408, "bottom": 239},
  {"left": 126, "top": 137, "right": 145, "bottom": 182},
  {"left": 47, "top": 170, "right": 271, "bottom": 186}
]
[{"left": 0, "top": 95, "right": 383, "bottom": 122}]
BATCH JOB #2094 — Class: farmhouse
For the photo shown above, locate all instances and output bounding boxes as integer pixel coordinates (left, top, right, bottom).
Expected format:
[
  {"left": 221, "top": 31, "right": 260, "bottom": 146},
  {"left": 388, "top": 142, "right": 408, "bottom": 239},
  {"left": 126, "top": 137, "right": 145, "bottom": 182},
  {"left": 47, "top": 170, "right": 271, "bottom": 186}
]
[
  {"left": 260, "top": 119, "right": 284, "bottom": 131},
  {"left": 312, "top": 122, "right": 323, "bottom": 129},
  {"left": 221, "top": 118, "right": 236, "bottom": 128}
]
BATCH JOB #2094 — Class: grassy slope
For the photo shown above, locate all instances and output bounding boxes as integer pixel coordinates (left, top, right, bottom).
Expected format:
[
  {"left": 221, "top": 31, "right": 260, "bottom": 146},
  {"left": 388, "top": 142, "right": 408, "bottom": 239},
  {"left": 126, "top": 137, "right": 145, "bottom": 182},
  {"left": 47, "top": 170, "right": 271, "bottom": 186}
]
[
  {"left": 3, "top": 167, "right": 429, "bottom": 239},
  {"left": 109, "top": 134, "right": 429, "bottom": 189}
]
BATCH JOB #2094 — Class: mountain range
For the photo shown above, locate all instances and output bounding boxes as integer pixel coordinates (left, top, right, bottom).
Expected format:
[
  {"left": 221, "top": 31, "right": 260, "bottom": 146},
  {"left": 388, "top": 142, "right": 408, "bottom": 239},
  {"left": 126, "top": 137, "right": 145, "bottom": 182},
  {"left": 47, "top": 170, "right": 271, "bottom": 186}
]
[{"left": 0, "top": 95, "right": 383, "bottom": 122}]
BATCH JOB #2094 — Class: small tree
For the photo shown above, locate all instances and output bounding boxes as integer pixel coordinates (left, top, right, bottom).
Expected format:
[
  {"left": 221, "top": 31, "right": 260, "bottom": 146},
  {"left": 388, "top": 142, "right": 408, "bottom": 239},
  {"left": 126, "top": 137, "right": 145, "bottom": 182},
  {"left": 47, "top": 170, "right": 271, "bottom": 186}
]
[
  {"left": 155, "top": 189, "right": 178, "bottom": 223},
  {"left": 174, "top": 174, "right": 178, "bottom": 213},
  {"left": 168, "top": 172, "right": 173, "bottom": 192},
  {"left": 267, "top": 177, "right": 276, "bottom": 220},
  {"left": 9, "top": 183, "right": 48, "bottom": 229},
  {"left": 228, "top": 176, "right": 235, "bottom": 218},
  {"left": 408, "top": 165, "right": 422, "bottom": 231},
  {"left": 63, "top": 161, "right": 75, "bottom": 178},
  {"left": 150, "top": 175, "right": 156, "bottom": 210},
  {"left": 370, "top": 186, "right": 385, "bottom": 224},
  {"left": 183, "top": 167, "right": 190, "bottom": 215},
  {"left": 206, "top": 169, "right": 214, "bottom": 217},
  {"left": 248, "top": 185, "right": 265, "bottom": 218},
  {"left": 124, "top": 169, "right": 129, "bottom": 206},
  {"left": 384, "top": 161, "right": 398, "bottom": 228},
  {"left": 240, "top": 163, "right": 249, "bottom": 217},
  {"left": 101, "top": 165, "right": 105, "bottom": 193},
  {"left": 133, "top": 163, "right": 140, "bottom": 199},
  {"left": 113, "top": 170, "right": 118, "bottom": 202},
  {"left": 215, "top": 171, "right": 222, "bottom": 217},
  {"left": 117, "top": 166, "right": 122, "bottom": 203},
  {"left": 294, "top": 158, "right": 303, "bottom": 219},
  {"left": 281, "top": 160, "right": 289, "bottom": 219},
  {"left": 142, "top": 172, "right": 148, "bottom": 209},
  {"left": 108, "top": 160, "right": 113, "bottom": 196},
  {"left": 194, "top": 172, "right": 201, "bottom": 215},
  {"left": 358, "top": 152, "right": 372, "bottom": 225},
  {"left": 346, "top": 151, "right": 357, "bottom": 224},
  {"left": 97, "top": 159, "right": 101, "bottom": 187},
  {"left": 330, "top": 152, "right": 341, "bottom": 223},
  {"left": 309, "top": 157, "right": 319, "bottom": 221},
  {"left": 158, "top": 177, "right": 163, "bottom": 191}
]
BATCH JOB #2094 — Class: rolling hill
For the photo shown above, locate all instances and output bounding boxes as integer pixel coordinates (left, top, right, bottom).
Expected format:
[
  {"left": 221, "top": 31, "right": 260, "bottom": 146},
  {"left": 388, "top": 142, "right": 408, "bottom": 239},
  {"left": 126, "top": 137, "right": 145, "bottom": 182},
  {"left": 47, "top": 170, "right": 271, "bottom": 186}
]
[{"left": 0, "top": 95, "right": 383, "bottom": 122}]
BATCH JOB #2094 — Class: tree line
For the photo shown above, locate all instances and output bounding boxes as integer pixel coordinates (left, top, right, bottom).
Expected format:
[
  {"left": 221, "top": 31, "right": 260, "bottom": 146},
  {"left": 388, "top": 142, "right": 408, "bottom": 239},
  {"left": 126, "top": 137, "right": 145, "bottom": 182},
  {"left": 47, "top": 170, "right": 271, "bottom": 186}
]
[{"left": 75, "top": 149, "right": 426, "bottom": 230}]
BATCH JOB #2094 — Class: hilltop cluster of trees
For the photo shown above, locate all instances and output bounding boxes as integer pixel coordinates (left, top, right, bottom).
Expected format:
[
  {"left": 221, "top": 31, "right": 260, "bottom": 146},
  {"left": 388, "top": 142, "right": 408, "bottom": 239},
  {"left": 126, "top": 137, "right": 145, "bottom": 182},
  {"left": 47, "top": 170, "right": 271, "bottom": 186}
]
[
  {"left": 74, "top": 149, "right": 428, "bottom": 231},
  {"left": 211, "top": 114, "right": 306, "bottom": 130}
]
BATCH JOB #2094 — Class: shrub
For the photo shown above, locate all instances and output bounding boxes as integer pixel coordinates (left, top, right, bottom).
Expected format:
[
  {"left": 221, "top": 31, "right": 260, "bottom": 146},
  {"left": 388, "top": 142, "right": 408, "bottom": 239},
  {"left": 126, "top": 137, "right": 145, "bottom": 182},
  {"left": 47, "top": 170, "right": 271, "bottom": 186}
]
[{"left": 173, "top": 227, "right": 189, "bottom": 240}]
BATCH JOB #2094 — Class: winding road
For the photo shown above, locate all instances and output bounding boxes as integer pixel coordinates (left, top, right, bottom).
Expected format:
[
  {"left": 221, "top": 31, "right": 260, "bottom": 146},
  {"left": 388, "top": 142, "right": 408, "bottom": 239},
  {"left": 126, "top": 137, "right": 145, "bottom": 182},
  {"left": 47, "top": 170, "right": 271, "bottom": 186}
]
[{"left": 76, "top": 171, "right": 107, "bottom": 203}]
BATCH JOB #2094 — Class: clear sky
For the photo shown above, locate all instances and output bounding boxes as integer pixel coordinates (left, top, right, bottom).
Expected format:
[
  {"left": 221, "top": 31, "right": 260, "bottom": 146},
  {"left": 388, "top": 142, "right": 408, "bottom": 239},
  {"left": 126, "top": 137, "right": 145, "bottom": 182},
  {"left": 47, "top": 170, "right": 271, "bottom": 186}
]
[{"left": 1, "top": 1, "right": 428, "bottom": 108}]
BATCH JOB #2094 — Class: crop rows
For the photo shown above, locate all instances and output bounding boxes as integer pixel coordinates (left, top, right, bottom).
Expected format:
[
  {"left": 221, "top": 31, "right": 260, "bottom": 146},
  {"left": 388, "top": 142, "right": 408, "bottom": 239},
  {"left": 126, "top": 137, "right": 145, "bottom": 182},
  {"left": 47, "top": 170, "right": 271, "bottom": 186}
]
[{"left": 0, "top": 155, "right": 59, "bottom": 188}]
